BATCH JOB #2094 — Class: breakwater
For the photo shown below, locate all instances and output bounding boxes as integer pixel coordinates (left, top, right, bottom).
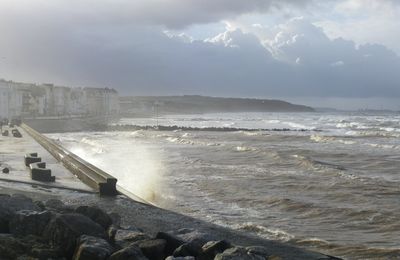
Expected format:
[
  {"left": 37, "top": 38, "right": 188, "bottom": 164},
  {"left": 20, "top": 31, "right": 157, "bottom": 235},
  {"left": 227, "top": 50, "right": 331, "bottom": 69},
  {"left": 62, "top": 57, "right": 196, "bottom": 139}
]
[
  {"left": 21, "top": 123, "right": 118, "bottom": 196},
  {"left": 108, "top": 124, "right": 322, "bottom": 132}
]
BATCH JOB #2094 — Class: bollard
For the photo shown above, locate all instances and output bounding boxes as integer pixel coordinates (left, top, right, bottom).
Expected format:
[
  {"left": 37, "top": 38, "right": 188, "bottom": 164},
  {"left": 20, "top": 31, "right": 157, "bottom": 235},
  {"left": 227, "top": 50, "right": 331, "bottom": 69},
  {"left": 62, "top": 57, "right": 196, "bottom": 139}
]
[
  {"left": 29, "top": 162, "right": 55, "bottom": 182},
  {"left": 24, "top": 153, "right": 42, "bottom": 166}
]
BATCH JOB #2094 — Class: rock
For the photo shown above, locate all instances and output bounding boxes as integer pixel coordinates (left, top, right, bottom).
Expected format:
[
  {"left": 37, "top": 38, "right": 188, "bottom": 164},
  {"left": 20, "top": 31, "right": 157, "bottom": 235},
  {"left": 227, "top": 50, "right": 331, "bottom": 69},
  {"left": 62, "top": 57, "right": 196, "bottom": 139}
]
[
  {"left": 72, "top": 235, "right": 114, "bottom": 260},
  {"left": 75, "top": 205, "right": 112, "bottom": 229},
  {"left": 9, "top": 210, "right": 52, "bottom": 236},
  {"left": 0, "top": 207, "right": 11, "bottom": 233},
  {"left": 44, "top": 198, "right": 73, "bottom": 213},
  {"left": 109, "top": 212, "right": 121, "bottom": 227},
  {"left": 172, "top": 228, "right": 217, "bottom": 249},
  {"left": 0, "top": 234, "right": 29, "bottom": 259},
  {"left": 173, "top": 243, "right": 200, "bottom": 258},
  {"left": 156, "top": 232, "right": 185, "bottom": 256},
  {"left": 198, "top": 240, "right": 232, "bottom": 260},
  {"left": 107, "top": 224, "right": 119, "bottom": 242},
  {"left": 133, "top": 239, "right": 166, "bottom": 260},
  {"left": 0, "top": 194, "right": 41, "bottom": 212},
  {"left": 2, "top": 167, "right": 9, "bottom": 174},
  {"left": 108, "top": 245, "right": 148, "bottom": 260},
  {"left": 114, "top": 228, "right": 151, "bottom": 248},
  {"left": 214, "top": 247, "right": 265, "bottom": 260},
  {"left": 245, "top": 246, "right": 270, "bottom": 258},
  {"left": 0, "top": 194, "right": 40, "bottom": 233},
  {"left": 166, "top": 257, "right": 195, "bottom": 260},
  {"left": 34, "top": 200, "right": 46, "bottom": 211},
  {"left": 44, "top": 213, "right": 107, "bottom": 257}
]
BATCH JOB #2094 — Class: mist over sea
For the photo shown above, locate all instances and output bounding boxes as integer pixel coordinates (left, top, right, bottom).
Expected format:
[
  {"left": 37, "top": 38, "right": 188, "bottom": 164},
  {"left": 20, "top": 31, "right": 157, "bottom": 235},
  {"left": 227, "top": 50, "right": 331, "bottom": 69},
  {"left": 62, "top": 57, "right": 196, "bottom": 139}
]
[{"left": 47, "top": 112, "right": 400, "bottom": 259}]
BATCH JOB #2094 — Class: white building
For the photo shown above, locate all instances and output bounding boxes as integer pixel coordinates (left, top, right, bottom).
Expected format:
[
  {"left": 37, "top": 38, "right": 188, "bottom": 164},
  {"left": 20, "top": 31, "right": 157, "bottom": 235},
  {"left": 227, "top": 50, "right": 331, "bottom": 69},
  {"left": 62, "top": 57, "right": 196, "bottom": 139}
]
[{"left": 0, "top": 79, "right": 120, "bottom": 119}]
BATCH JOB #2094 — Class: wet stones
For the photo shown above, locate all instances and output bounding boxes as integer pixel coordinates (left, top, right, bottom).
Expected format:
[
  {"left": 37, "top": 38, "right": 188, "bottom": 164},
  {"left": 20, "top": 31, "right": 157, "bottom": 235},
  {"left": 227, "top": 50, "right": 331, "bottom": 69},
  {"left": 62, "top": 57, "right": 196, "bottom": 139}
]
[
  {"left": 75, "top": 205, "right": 113, "bottom": 229},
  {"left": 109, "top": 245, "right": 148, "bottom": 260},
  {"left": 72, "top": 235, "right": 114, "bottom": 260},
  {"left": 44, "top": 213, "right": 107, "bottom": 257},
  {"left": 9, "top": 210, "right": 52, "bottom": 237},
  {"left": 214, "top": 246, "right": 270, "bottom": 260}
]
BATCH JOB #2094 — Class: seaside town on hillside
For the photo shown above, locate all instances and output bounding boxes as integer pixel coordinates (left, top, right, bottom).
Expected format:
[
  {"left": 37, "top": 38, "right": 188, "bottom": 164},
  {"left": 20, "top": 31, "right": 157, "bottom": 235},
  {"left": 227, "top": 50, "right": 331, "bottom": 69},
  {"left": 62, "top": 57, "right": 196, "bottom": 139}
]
[{"left": 0, "top": 79, "right": 119, "bottom": 119}]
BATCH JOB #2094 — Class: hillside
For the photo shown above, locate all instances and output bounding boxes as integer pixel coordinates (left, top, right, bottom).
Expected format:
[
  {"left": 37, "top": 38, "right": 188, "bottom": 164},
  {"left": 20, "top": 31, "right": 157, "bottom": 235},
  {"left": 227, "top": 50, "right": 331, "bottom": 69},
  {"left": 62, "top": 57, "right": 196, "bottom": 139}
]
[{"left": 120, "top": 95, "right": 314, "bottom": 116}]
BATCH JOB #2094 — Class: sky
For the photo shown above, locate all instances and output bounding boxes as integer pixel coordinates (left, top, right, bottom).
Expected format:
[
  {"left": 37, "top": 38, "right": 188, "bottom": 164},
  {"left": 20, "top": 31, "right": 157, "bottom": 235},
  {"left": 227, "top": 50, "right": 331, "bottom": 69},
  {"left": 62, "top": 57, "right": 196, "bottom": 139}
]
[{"left": 0, "top": 0, "right": 399, "bottom": 110}]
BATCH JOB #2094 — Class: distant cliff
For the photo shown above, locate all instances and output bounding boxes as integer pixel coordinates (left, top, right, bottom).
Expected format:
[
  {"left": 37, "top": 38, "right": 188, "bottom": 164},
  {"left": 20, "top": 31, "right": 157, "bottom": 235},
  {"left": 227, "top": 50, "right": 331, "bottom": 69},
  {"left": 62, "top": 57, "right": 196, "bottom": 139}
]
[{"left": 120, "top": 95, "right": 314, "bottom": 116}]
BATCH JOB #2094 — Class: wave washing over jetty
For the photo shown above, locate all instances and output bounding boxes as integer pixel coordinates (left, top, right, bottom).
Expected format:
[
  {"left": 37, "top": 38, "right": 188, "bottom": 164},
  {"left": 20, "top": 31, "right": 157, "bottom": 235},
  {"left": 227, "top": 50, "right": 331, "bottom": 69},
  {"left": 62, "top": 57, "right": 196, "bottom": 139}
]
[{"left": 47, "top": 112, "right": 400, "bottom": 259}]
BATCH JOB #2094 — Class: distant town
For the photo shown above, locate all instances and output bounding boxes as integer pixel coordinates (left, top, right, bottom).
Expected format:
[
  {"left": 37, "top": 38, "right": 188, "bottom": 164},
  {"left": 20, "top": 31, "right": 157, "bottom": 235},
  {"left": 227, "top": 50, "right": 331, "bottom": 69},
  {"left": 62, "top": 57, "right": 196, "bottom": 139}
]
[
  {"left": 0, "top": 79, "right": 119, "bottom": 119},
  {"left": 1, "top": 79, "right": 317, "bottom": 121}
]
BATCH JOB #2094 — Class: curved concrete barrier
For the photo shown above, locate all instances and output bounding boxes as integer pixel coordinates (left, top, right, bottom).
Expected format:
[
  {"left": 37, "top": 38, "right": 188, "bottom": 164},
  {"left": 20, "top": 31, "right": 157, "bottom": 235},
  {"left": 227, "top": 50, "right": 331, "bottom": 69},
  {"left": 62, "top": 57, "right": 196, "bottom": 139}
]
[{"left": 21, "top": 123, "right": 118, "bottom": 196}]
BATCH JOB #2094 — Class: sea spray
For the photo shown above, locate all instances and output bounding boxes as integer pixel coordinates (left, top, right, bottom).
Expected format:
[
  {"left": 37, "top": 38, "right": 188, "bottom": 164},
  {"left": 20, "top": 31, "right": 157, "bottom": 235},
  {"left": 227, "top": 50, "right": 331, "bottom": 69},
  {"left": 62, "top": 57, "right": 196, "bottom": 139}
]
[{"left": 69, "top": 136, "right": 165, "bottom": 203}]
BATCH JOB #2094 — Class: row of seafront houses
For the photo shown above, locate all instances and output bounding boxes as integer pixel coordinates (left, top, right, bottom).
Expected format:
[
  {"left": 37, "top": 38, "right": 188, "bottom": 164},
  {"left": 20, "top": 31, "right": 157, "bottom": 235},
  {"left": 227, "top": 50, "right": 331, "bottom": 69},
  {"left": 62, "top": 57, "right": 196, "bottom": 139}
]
[{"left": 0, "top": 79, "right": 119, "bottom": 120}]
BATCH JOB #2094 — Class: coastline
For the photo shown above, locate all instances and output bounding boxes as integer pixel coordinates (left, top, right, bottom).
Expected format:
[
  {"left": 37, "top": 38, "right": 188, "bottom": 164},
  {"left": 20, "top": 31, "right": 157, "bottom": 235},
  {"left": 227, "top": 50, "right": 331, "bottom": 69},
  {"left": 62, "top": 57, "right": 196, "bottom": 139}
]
[{"left": 0, "top": 124, "right": 341, "bottom": 259}]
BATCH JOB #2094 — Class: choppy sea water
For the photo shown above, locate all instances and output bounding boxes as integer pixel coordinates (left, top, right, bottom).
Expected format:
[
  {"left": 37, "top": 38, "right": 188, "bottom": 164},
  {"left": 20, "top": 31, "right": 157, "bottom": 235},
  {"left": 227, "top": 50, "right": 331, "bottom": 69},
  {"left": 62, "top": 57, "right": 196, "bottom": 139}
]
[{"left": 47, "top": 112, "right": 400, "bottom": 259}]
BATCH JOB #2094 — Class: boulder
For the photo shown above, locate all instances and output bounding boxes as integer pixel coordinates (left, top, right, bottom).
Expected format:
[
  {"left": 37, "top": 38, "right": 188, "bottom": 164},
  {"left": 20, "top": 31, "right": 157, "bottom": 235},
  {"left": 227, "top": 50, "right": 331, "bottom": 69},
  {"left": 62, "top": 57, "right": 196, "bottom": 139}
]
[
  {"left": 2, "top": 167, "right": 9, "bottom": 174},
  {"left": 132, "top": 239, "right": 166, "bottom": 260},
  {"left": 198, "top": 240, "right": 232, "bottom": 260},
  {"left": 9, "top": 210, "right": 52, "bottom": 236},
  {"left": 166, "top": 257, "right": 195, "bottom": 260},
  {"left": 0, "top": 194, "right": 40, "bottom": 233},
  {"left": 0, "top": 234, "right": 29, "bottom": 259},
  {"left": 214, "top": 247, "right": 265, "bottom": 260},
  {"left": 156, "top": 232, "right": 185, "bottom": 256},
  {"left": 108, "top": 245, "right": 148, "bottom": 260},
  {"left": 72, "top": 235, "right": 114, "bottom": 260},
  {"left": 75, "top": 205, "right": 112, "bottom": 229},
  {"left": 44, "top": 198, "right": 73, "bottom": 213},
  {"left": 114, "top": 228, "right": 151, "bottom": 248},
  {"left": 173, "top": 243, "right": 201, "bottom": 258},
  {"left": 44, "top": 213, "right": 107, "bottom": 257},
  {"left": 245, "top": 246, "right": 270, "bottom": 258},
  {"left": 0, "top": 194, "right": 41, "bottom": 212},
  {"left": 171, "top": 228, "right": 217, "bottom": 249},
  {"left": 108, "top": 212, "right": 121, "bottom": 227}
]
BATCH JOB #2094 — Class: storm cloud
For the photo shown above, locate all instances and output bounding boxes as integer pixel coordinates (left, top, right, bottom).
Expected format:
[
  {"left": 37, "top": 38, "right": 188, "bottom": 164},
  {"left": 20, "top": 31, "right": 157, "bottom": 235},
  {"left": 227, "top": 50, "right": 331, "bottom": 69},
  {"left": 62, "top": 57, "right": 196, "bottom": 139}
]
[{"left": 0, "top": 0, "right": 399, "bottom": 102}]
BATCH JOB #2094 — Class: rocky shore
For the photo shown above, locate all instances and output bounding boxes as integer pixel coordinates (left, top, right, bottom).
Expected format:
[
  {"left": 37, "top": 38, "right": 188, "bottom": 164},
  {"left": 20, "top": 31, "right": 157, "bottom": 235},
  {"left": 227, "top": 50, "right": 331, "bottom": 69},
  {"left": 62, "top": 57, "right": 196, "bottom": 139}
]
[{"left": 0, "top": 193, "right": 341, "bottom": 260}]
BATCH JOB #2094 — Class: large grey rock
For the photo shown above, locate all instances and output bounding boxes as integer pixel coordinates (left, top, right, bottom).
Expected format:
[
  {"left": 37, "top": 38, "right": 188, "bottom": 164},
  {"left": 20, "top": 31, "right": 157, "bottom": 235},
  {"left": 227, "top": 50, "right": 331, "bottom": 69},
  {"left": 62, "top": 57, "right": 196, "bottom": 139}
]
[
  {"left": 132, "top": 239, "right": 166, "bottom": 260},
  {"left": 214, "top": 247, "right": 265, "bottom": 260},
  {"left": 44, "top": 213, "right": 107, "bottom": 257},
  {"left": 166, "top": 257, "right": 195, "bottom": 260},
  {"left": 171, "top": 228, "right": 217, "bottom": 248},
  {"left": 156, "top": 232, "right": 185, "bottom": 255},
  {"left": 0, "top": 194, "right": 41, "bottom": 233},
  {"left": 72, "top": 235, "right": 114, "bottom": 260},
  {"left": 44, "top": 199, "right": 71, "bottom": 212},
  {"left": 9, "top": 210, "right": 52, "bottom": 236},
  {"left": 75, "top": 205, "right": 112, "bottom": 229},
  {"left": 0, "top": 234, "right": 28, "bottom": 259},
  {"left": 108, "top": 245, "right": 148, "bottom": 260},
  {"left": 0, "top": 194, "right": 40, "bottom": 212},
  {"left": 114, "top": 228, "right": 151, "bottom": 248},
  {"left": 173, "top": 243, "right": 200, "bottom": 258},
  {"left": 198, "top": 240, "right": 232, "bottom": 260},
  {"left": 245, "top": 246, "right": 270, "bottom": 258}
]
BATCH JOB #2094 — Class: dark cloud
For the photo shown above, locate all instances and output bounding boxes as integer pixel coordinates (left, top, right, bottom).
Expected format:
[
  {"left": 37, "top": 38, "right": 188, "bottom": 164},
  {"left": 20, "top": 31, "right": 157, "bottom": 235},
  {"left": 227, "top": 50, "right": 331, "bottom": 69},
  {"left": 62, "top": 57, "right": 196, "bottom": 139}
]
[{"left": 0, "top": 1, "right": 399, "bottom": 99}]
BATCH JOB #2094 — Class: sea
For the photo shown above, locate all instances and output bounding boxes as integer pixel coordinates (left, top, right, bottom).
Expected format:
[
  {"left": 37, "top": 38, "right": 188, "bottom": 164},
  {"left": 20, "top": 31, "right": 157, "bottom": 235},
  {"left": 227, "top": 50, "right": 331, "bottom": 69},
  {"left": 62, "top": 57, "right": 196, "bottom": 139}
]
[{"left": 47, "top": 112, "right": 400, "bottom": 259}]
